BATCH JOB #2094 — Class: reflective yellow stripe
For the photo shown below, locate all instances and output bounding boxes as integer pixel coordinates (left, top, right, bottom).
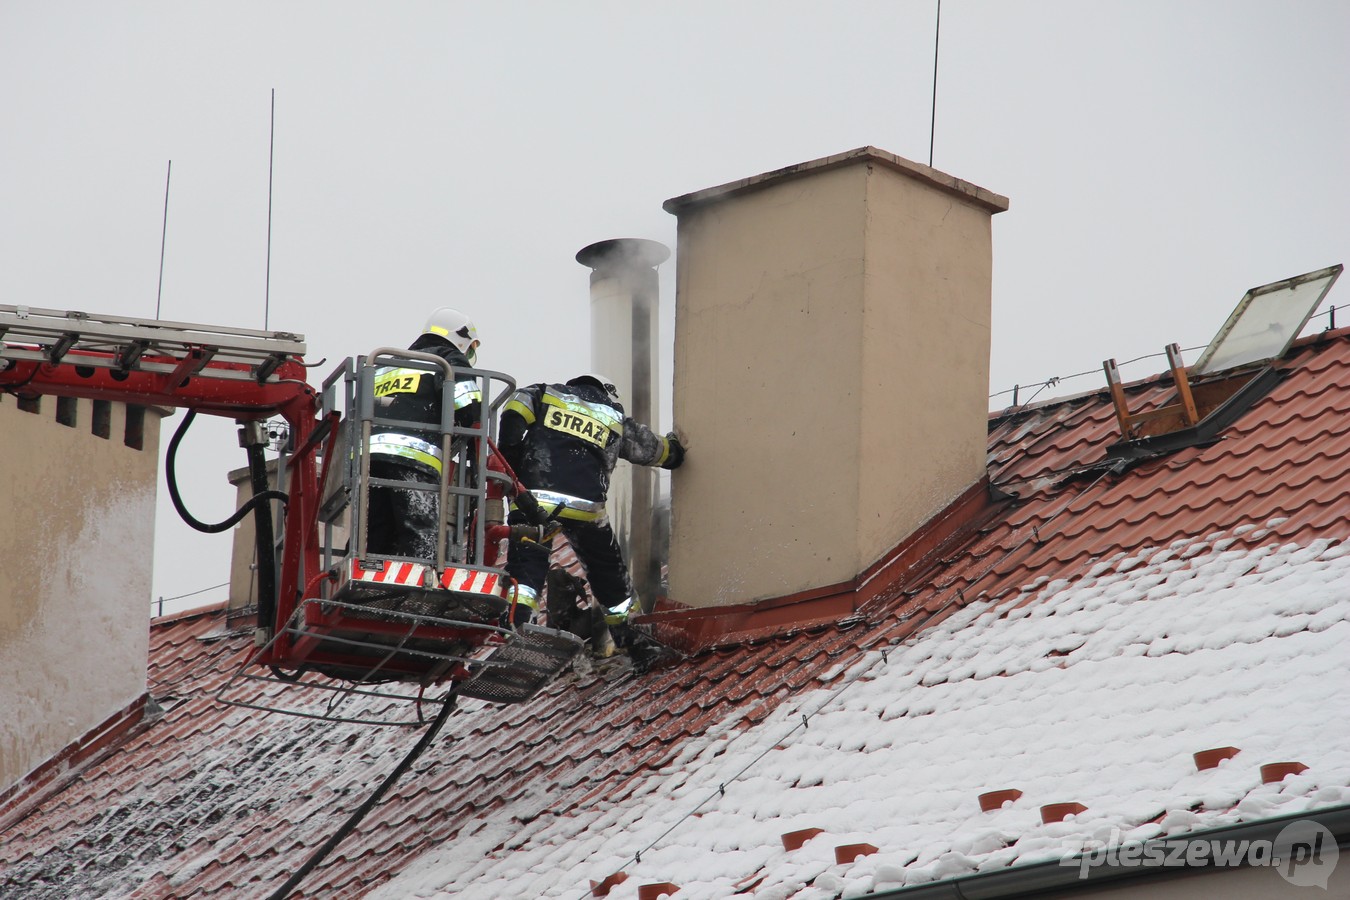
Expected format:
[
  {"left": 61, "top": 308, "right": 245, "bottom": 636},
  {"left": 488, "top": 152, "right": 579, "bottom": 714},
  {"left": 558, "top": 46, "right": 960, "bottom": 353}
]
[
  {"left": 528, "top": 489, "right": 604, "bottom": 514},
  {"left": 514, "top": 584, "right": 540, "bottom": 610},
  {"left": 370, "top": 433, "right": 442, "bottom": 458},
  {"left": 369, "top": 442, "right": 443, "bottom": 474},
  {"left": 654, "top": 436, "right": 671, "bottom": 467},
  {"left": 511, "top": 490, "right": 606, "bottom": 523},
  {"left": 509, "top": 500, "right": 603, "bottom": 524},
  {"left": 604, "top": 597, "right": 634, "bottom": 625},
  {"left": 505, "top": 397, "right": 536, "bottom": 424},
  {"left": 454, "top": 379, "right": 482, "bottom": 410}
]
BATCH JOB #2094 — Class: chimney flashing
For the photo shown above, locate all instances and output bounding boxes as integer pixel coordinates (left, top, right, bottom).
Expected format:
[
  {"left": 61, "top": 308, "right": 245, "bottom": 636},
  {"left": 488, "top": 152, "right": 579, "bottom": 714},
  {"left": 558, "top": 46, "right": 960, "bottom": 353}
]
[
  {"left": 0, "top": 693, "right": 158, "bottom": 831},
  {"left": 641, "top": 478, "right": 1005, "bottom": 654}
]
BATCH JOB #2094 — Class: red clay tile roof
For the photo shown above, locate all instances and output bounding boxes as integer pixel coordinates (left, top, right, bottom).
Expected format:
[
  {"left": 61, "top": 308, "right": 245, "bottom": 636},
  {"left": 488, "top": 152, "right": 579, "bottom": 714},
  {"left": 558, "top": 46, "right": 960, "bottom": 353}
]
[{"left": 3, "top": 328, "right": 1350, "bottom": 898}]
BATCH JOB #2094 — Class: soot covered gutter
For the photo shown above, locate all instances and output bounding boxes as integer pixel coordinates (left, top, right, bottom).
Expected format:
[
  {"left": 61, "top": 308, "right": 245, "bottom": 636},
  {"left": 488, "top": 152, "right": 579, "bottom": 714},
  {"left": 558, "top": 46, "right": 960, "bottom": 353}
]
[{"left": 864, "top": 803, "right": 1350, "bottom": 899}]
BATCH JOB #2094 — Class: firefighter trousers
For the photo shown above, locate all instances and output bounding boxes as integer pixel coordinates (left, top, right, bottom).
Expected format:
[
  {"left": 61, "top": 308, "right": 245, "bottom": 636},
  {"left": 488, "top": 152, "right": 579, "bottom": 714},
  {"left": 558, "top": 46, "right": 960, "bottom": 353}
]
[
  {"left": 366, "top": 457, "right": 441, "bottom": 562},
  {"left": 506, "top": 516, "right": 634, "bottom": 612}
]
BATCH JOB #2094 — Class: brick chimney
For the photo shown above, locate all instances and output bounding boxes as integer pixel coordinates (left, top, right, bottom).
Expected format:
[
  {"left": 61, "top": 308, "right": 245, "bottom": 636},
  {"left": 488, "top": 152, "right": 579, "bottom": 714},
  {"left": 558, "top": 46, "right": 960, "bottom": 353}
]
[{"left": 663, "top": 147, "right": 1007, "bottom": 608}]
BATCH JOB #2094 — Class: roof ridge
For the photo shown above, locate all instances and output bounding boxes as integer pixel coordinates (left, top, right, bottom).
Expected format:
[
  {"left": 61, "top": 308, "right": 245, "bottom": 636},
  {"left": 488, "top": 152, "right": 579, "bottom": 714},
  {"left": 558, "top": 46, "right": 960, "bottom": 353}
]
[{"left": 150, "top": 599, "right": 229, "bottom": 627}]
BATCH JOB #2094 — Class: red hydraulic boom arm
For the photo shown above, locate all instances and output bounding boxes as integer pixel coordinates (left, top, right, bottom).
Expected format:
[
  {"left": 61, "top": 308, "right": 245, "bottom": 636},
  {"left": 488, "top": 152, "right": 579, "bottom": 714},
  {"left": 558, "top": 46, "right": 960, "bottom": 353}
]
[{"left": 1, "top": 304, "right": 581, "bottom": 707}]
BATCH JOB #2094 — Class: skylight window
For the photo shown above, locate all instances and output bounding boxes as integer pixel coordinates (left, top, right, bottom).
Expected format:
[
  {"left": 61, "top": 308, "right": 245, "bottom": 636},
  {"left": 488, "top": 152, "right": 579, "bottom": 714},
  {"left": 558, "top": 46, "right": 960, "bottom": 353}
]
[
  {"left": 1103, "top": 263, "right": 1343, "bottom": 457},
  {"left": 1191, "top": 264, "right": 1343, "bottom": 376}
]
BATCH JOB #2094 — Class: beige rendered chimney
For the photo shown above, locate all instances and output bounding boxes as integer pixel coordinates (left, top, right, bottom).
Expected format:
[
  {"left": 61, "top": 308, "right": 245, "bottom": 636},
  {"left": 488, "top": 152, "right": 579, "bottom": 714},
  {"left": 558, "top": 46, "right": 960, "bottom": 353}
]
[
  {"left": 0, "top": 397, "right": 166, "bottom": 792},
  {"left": 664, "top": 147, "right": 1007, "bottom": 608}
]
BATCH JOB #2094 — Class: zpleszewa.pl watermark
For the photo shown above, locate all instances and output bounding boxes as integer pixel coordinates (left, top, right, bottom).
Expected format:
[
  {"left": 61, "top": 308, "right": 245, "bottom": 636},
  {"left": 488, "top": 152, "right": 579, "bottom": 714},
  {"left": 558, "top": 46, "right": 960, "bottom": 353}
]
[{"left": 1060, "top": 819, "right": 1338, "bottom": 889}]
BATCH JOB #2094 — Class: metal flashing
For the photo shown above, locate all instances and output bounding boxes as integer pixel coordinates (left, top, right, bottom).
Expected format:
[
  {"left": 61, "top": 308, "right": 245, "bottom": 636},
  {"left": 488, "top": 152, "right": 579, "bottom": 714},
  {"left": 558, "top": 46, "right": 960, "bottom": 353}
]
[
  {"left": 0, "top": 694, "right": 157, "bottom": 834},
  {"left": 1105, "top": 365, "right": 1283, "bottom": 462},
  {"left": 637, "top": 478, "right": 1006, "bottom": 653}
]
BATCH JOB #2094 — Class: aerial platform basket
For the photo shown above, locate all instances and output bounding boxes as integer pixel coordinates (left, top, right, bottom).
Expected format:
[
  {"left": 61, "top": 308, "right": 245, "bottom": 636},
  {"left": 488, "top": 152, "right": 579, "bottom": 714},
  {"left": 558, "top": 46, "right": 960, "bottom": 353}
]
[
  {"left": 217, "top": 594, "right": 582, "bottom": 725},
  {"left": 275, "top": 555, "right": 579, "bottom": 696},
  {"left": 228, "top": 345, "right": 583, "bottom": 722}
]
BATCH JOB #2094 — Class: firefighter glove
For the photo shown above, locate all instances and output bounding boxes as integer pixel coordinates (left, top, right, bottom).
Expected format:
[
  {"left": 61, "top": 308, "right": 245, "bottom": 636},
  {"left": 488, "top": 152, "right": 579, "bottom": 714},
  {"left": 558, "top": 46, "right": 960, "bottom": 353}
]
[
  {"left": 661, "top": 432, "right": 686, "bottom": 470},
  {"left": 514, "top": 489, "right": 551, "bottom": 526}
]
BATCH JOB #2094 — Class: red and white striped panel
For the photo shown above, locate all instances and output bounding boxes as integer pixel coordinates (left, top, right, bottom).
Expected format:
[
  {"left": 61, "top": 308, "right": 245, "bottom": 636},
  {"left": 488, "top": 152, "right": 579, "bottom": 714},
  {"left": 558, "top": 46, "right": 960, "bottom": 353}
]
[
  {"left": 440, "top": 566, "right": 504, "bottom": 597},
  {"left": 349, "top": 559, "right": 427, "bottom": 586}
]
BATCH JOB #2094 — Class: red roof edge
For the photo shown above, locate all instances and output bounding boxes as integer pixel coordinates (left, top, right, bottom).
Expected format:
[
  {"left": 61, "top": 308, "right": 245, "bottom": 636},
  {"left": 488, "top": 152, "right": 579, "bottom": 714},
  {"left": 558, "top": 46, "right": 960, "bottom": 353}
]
[
  {"left": 637, "top": 478, "right": 1004, "bottom": 653},
  {"left": 0, "top": 693, "right": 158, "bottom": 834}
]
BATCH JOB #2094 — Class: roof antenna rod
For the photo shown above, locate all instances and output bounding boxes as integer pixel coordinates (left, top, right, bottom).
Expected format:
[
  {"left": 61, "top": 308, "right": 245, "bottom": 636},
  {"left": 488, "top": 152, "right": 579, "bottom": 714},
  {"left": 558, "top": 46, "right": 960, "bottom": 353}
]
[
  {"left": 929, "top": 0, "right": 941, "bottom": 167},
  {"left": 264, "top": 88, "right": 276, "bottom": 330},
  {"left": 156, "top": 160, "right": 172, "bottom": 319}
]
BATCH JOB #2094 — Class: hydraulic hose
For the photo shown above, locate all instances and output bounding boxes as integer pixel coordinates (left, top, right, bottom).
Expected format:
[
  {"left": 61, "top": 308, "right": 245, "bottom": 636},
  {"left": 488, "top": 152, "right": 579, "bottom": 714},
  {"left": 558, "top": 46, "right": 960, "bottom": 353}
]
[
  {"left": 245, "top": 435, "right": 279, "bottom": 629},
  {"left": 166, "top": 408, "right": 288, "bottom": 533}
]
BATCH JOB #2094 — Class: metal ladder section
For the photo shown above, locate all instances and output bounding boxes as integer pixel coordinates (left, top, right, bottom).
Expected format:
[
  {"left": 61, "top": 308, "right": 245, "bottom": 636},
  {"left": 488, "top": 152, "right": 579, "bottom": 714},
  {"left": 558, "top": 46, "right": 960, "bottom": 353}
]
[{"left": 0, "top": 304, "right": 306, "bottom": 382}]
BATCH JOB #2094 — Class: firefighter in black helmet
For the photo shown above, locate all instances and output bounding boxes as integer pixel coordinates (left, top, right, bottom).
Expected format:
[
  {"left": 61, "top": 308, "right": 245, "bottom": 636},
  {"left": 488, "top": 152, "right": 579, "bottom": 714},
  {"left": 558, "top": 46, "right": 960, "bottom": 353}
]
[
  {"left": 498, "top": 373, "right": 685, "bottom": 627},
  {"left": 365, "top": 307, "right": 482, "bottom": 561}
]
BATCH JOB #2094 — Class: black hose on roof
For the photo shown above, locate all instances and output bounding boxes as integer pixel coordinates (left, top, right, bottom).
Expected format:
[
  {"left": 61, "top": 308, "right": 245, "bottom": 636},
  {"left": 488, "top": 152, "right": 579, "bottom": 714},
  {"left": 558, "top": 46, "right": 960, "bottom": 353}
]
[{"left": 264, "top": 691, "right": 459, "bottom": 900}]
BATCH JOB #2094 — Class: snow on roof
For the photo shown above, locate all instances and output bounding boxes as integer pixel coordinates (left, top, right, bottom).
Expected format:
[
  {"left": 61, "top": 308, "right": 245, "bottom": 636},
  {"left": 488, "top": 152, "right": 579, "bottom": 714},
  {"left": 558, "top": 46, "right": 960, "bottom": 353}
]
[
  {"left": 370, "top": 531, "right": 1350, "bottom": 899},
  {"left": 3, "top": 328, "right": 1349, "bottom": 899}
]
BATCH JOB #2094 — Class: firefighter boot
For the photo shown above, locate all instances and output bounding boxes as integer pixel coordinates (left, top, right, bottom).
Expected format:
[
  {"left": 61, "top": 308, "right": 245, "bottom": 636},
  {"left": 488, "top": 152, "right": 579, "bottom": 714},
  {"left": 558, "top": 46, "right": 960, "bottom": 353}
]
[
  {"left": 588, "top": 604, "right": 617, "bottom": 659},
  {"left": 610, "top": 622, "right": 677, "bottom": 674},
  {"left": 509, "top": 585, "right": 539, "bottom": 629}
]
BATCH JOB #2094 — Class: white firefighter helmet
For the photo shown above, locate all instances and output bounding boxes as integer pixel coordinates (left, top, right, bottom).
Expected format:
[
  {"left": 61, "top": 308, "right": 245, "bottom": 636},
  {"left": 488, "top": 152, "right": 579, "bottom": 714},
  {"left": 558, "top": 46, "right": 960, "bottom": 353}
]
[
  {"left": 423, "top": 307, "right": 480, "bottom": 363},
  {"left": 568, "top": 373, "right": 620, "bottom": 405}
]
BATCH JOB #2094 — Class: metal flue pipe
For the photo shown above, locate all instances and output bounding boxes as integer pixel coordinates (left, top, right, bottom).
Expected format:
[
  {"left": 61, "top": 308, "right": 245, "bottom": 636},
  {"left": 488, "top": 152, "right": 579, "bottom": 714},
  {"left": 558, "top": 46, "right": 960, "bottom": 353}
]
[{"left": 576, "top": 238, "right": 670, "bottom": 613}]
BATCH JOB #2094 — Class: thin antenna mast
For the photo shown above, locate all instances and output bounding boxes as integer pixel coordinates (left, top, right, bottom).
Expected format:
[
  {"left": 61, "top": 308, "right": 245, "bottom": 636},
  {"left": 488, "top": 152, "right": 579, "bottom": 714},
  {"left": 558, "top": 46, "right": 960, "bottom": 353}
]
[
  {"left": 156, "top": 160, "right": 172, "bottom": 319},
  {"left": 929, "top": 0, "right": 941, "bottom": 167},
  {"left": 265, "top": 88, "right": 276, "bottom": 330}
]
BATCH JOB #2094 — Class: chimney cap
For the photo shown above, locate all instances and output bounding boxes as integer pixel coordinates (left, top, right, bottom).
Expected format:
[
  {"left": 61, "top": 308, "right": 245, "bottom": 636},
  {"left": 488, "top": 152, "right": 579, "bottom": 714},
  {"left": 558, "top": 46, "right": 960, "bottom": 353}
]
[
  {"left": 576, "top": 238, "right": 670, "bottom": 271},
  {"left": 662, "top": 146, "right": 1009, "bottom": 216}
]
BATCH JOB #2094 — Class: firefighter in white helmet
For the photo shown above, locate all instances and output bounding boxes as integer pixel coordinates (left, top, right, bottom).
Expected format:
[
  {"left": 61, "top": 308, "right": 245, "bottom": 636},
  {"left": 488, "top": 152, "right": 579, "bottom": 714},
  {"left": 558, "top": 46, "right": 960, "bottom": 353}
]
[
  {"left": 498, "top": 373, "right": 685, "bottom": 631},
  {"left": 365, "top": 307, "right": 483, "bottom": 560}
]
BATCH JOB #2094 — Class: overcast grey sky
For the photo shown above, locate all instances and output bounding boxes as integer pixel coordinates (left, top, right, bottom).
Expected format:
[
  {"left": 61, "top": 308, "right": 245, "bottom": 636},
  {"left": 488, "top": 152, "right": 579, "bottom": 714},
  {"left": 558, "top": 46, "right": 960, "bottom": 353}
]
[{"left": 3, "top": 1, "right": 1347, "bottom": 609}]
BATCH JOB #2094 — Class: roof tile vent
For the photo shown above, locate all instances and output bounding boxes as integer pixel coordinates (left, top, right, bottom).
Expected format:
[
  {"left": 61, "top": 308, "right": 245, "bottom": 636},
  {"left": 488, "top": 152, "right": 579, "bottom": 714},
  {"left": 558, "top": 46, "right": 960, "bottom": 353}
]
[
  {"left": 978, "top": 788, "right": 1023, "bottom": 812},
  {"left": 782, "top": 827, "right": 826, "bottom": 851},
  {"left": 590, "top": 872, "right": 629, "bottom": 897},
  {"left": 1193, "top": 746, "right": 1241, "bottom": 770},
  {"left": 1041, "top": 802, "right": 1088, "bottom": 824},
  {"left": 1261, "top": 762, "right": 1310, "bottom": 784},
  {"left": 835, "top": 842, "right": 880, "bottom": 864}
]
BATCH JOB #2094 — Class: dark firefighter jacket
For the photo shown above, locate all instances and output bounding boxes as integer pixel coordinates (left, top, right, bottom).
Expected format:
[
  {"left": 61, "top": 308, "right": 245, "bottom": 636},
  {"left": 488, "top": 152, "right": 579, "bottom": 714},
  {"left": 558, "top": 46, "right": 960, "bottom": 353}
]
[
  {"left": 498, "top": 381, "right": 677, "bottom": 516},
  {"left": 369, "top": 334, "right": 481, "bottom": 475}
]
